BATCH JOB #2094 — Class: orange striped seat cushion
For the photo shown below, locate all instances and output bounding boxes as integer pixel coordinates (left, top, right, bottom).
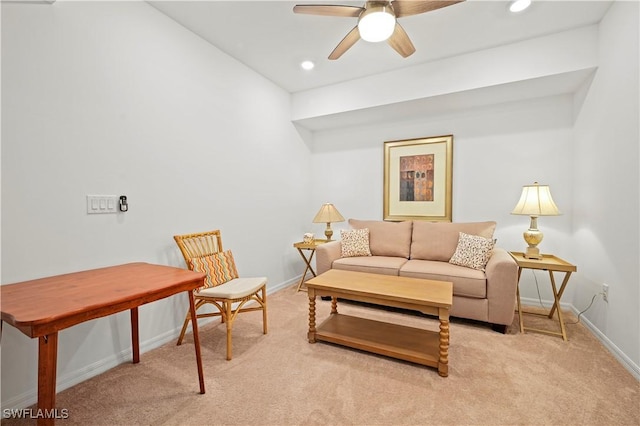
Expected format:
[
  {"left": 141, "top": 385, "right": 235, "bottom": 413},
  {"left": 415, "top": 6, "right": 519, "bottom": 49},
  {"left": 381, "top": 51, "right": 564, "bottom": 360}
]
[{"left": 190, "top": 250, "right": 239, "bottom": 289}]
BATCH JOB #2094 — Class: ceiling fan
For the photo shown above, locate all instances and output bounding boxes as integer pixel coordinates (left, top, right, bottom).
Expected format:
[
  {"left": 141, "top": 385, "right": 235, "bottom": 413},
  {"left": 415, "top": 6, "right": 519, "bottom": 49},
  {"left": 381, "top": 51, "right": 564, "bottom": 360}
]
[{"left": 293, "top": 1, "right": 464, "bottom": 60}]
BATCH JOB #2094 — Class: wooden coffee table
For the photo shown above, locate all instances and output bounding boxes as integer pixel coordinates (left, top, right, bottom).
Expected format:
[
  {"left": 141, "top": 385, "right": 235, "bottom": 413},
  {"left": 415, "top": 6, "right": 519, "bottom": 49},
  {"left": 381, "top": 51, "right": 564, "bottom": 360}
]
[{"left": 305, "top": 269, "right": 453, "bottom": 377}]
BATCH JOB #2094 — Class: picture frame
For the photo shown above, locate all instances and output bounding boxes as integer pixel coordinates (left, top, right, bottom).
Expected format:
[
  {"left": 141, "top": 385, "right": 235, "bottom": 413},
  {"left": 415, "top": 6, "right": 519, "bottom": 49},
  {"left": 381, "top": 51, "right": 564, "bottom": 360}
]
[{"left": 383, "top": 135, "right": 453, "bottom": 222}]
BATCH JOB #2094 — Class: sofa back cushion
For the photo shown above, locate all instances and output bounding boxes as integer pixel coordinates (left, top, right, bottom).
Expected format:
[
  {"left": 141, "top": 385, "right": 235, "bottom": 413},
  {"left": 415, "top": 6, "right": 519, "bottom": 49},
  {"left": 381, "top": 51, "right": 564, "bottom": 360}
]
[
  {"left": 348, "top": 219, "right": 413, "bottom": 259},
  {"left": 410, "top": 221, "right": 497, "bottom": 261}
]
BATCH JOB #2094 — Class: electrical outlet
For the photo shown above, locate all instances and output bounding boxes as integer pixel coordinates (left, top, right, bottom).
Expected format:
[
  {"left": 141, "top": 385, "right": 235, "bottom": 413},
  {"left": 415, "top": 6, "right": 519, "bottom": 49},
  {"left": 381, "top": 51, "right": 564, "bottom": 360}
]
[{"left": 602, "top": 283, "right": 609, "bottom": 302}]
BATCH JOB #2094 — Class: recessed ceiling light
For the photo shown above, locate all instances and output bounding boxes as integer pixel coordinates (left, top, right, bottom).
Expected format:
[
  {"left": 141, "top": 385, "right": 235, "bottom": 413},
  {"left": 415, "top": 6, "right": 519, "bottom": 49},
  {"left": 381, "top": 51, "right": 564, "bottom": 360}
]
[
  {"left": 509, "top": 0, "right": 531, "bottom": 13},
  {"left": 300, "top": 60, "right": 315, "bottom": 71}
]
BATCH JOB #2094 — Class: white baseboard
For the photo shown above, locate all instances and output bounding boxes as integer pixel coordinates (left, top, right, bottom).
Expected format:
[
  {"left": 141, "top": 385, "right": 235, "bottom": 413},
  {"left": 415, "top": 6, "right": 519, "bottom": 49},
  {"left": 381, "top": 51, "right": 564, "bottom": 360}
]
[
  {"left": 520, "top": 296, "right": 640, "bottom": 380},
  {"left": 2, "top": 277, "right": 300, "bottom": 410},
  {"left": 569, "top": 308, "right": 640, "bottom": 380},
  {"left": 2, "top": 326, "right": 183, "bottom": 411},
  {"left": 8, "top": 283, "right": 634, "bottom": 410}
]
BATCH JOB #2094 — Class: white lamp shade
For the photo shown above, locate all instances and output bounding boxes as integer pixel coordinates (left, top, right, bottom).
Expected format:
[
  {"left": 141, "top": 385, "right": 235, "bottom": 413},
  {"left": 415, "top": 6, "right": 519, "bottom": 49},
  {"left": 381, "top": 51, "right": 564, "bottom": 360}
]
[
  {"left": 511, "top": 182, "right": 561, "bottom": 216},
  {"left": 358, "top": 5, "right": 396, "bottom": 42},
  {"left": 312, "top": 203, "right": 345, "bottom": 223}
]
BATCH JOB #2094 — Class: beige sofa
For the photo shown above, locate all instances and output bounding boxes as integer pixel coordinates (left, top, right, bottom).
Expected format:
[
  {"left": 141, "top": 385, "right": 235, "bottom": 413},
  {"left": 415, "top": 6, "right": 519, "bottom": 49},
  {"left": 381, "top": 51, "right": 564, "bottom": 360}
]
[{"left": 315, "top": 219, "right": 518, "bottom": 331}]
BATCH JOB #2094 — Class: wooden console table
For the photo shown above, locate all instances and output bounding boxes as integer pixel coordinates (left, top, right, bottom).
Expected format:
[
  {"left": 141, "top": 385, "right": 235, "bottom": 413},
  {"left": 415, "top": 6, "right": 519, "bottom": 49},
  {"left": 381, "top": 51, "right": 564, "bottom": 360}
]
[{"left": 0, "top": 262, "right": 207, "bottom": 425}]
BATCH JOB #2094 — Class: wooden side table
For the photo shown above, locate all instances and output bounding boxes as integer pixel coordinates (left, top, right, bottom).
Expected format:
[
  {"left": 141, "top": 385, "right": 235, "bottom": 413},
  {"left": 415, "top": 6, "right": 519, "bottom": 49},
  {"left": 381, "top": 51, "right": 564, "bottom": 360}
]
[
  {"left": 509, "top": 252, "right": 577, "bottom": 341},
  {"left": 293, "top": 239, "right": 328, "bottom": 292}
]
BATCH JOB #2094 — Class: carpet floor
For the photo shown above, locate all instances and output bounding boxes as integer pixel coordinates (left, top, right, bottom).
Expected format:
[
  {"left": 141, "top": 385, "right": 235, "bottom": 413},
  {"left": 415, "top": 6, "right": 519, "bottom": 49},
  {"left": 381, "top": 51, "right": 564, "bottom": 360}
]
[{"left": 4, "top": 284, "right": 639, "bottom": 425}]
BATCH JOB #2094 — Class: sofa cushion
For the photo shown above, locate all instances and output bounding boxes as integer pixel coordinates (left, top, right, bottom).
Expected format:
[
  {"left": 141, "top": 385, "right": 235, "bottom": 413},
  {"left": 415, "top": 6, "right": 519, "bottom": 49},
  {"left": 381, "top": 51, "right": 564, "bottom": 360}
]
[
  {"left": 333, "top": 256, "right": 407, "bottom": 276},
  {"left": 449, "top": 232, "right": 495, "bottom": 271},
  {"left": 410, "top": 221, "right": 496, "bottom": 261},
  {"left": 400, "top": 259, "right": 487, "bottom": 298},
  {"left": 340, "top": 228, "right": 372, "bottom": 258},
  {"left": 349, "top": 219, "right": 412, "bottom": 258}
]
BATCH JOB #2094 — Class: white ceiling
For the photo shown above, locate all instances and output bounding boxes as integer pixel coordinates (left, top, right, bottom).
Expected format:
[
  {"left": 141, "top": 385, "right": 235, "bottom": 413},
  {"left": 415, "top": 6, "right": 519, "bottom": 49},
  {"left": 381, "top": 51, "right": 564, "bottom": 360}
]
[{"left": 148, "top": 0, "right": 612, "bottom": 94}]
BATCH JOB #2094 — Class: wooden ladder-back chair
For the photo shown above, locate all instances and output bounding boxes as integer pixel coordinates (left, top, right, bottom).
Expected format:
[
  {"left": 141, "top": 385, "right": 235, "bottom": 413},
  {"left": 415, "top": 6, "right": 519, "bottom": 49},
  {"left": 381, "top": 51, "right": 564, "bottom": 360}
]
[{"left": 174, "top": 230, "right": 267, "bottom": 360}]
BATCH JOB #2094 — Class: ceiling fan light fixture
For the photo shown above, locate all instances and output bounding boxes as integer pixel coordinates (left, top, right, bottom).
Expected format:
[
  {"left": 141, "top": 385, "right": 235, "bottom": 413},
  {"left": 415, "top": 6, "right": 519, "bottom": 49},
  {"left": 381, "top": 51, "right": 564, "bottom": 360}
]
[
  {"left": 357, "top": 4, "right": 396, "bottom": 43},
  {"left": 293, "top": 0, "right": 462, "bottom": 59}
]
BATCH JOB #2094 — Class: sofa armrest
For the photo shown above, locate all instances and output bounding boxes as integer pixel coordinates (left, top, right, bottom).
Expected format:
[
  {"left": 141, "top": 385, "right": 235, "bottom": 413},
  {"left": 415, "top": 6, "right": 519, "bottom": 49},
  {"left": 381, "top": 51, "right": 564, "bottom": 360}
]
[
  {"left": 316, "top": 240, "right": 342, "bottom": 275},
  {"left": 485, "top": 247, "right": 519, "bottom": 325}
]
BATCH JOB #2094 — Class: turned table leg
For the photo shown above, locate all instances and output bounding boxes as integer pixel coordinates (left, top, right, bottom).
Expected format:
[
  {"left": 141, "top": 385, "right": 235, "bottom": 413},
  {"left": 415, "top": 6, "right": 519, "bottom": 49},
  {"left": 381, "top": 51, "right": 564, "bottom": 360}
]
[
  {"left": 438, "top": 310, "right": 450, "bottom": 377},
  {"left": 308, "top": 289, "right": 316, "bottom": 343}
]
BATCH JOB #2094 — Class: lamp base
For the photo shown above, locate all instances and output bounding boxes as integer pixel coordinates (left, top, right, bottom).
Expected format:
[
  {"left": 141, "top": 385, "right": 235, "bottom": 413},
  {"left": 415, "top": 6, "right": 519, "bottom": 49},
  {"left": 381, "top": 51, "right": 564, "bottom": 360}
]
[
  {"left": 524, "top": 246, "right": 542, "bottom": 260},
  {"left": 324, "top": 224, "right": 334, "bottom": 241},
  {"left": 522, "top": 216, "right": 543, "bottom": 259}
]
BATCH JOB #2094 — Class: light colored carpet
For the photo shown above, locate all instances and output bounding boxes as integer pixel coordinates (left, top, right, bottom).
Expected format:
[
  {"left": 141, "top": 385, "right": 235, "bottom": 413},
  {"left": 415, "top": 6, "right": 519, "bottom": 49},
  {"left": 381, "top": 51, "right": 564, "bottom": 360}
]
[{"left": 5, "top": 285, "right": 639, "bottom": 425}]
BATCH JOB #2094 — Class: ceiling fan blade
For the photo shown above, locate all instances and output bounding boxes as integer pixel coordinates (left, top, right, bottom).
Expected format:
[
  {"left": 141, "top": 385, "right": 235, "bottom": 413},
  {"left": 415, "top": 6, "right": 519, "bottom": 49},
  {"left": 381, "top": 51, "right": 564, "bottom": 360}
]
[
  {"left": 293, "top": 4, "right": 363, "bottom": 17},
  {"left": 392, "top": 0, "right": 464, "bottom": 18},
  {"left": 387, "top": 23, "right": 415, "bottom": 58},
  {"left": 329, "top": 26, "right": 361, "bottom": 60}
]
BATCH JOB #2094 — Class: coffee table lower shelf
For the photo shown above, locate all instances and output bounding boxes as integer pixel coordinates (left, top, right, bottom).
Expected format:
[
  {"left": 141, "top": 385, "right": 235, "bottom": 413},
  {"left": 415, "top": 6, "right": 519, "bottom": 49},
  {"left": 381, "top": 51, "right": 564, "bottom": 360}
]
[{"left": 313, "top": 313, "right": 441, "bottom": 369}]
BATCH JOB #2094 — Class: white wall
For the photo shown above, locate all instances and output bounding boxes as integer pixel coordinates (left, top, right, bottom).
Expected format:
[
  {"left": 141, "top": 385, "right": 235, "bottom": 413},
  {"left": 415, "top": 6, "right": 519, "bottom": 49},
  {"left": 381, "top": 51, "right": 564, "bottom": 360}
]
[
  {"left": 1, "top": 1, "right": 311, "bottom": 408},
  {"left": 571, "top": 0, "right": 639, "bottom": 372}
]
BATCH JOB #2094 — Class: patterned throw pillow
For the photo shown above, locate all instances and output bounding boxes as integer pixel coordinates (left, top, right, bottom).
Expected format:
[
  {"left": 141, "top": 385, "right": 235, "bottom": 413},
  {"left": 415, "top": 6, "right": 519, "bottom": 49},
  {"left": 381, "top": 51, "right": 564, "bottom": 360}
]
[
  {"left": 190, "top": 250, "right": 239, "bottom": 289},
  {"left": 449, "top": 232, "right": 495, "bottom": 271},
  {"left": 340, "top": 228, "right": 372, "bottom": 258}
]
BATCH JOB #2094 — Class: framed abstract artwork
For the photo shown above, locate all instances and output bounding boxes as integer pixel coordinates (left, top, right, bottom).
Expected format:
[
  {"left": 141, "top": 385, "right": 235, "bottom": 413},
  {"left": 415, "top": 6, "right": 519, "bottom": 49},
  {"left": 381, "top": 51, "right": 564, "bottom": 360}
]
[{"left": 383, "top": 135, "right": 453, "bottom": 222}]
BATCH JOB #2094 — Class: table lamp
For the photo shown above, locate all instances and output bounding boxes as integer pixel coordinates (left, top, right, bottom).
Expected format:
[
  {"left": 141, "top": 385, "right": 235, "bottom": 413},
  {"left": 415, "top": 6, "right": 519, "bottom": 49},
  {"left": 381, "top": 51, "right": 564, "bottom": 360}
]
[
  {"left": 313, "top": 203, "right": 345, "bottom": 241},
  {"left": 511, "top": 182, "right": 561, "bottom": 259}
]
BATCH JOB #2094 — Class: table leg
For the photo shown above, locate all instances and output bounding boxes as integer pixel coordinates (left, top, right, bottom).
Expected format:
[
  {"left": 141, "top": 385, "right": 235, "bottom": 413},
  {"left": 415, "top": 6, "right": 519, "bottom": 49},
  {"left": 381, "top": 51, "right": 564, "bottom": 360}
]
[
  {"left": 516, "top": 267, "right": 524, "bottom": 334},
  {"left": 130, "top": 307, "right": 140, "bottom": 364},
  {"left": 438, "top": 310, "right": 450, "bottom": 377},
  {"left": 37, "top": 333, "right": 58, "bottom": 426},
  {"left": 548, "top": 272, "right": 572, "bottom": 319},
  {"left": 308, "top": 289, "right": 316, "bottom": 343},
  {"left": 296, "top": 248, "right": 317, "bottom": 292},
  {"left": 548, "top": 271, "right": 568, "bottom": 341},
  {"left": 295, "top": 273, "right": 308, "bottom": 292},
  {"left": 188, "top": 290, "right": 206, "bottom": 394},
  {"left": 305, "top": 250, "right": 316, "bottom": 276}
]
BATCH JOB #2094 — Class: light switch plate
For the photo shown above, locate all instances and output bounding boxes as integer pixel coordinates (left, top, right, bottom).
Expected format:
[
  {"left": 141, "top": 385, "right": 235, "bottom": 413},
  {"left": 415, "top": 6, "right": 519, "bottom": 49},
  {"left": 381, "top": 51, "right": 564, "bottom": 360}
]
[{"left": 87, "top": 195, "right": 119, "bottom": 214}]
